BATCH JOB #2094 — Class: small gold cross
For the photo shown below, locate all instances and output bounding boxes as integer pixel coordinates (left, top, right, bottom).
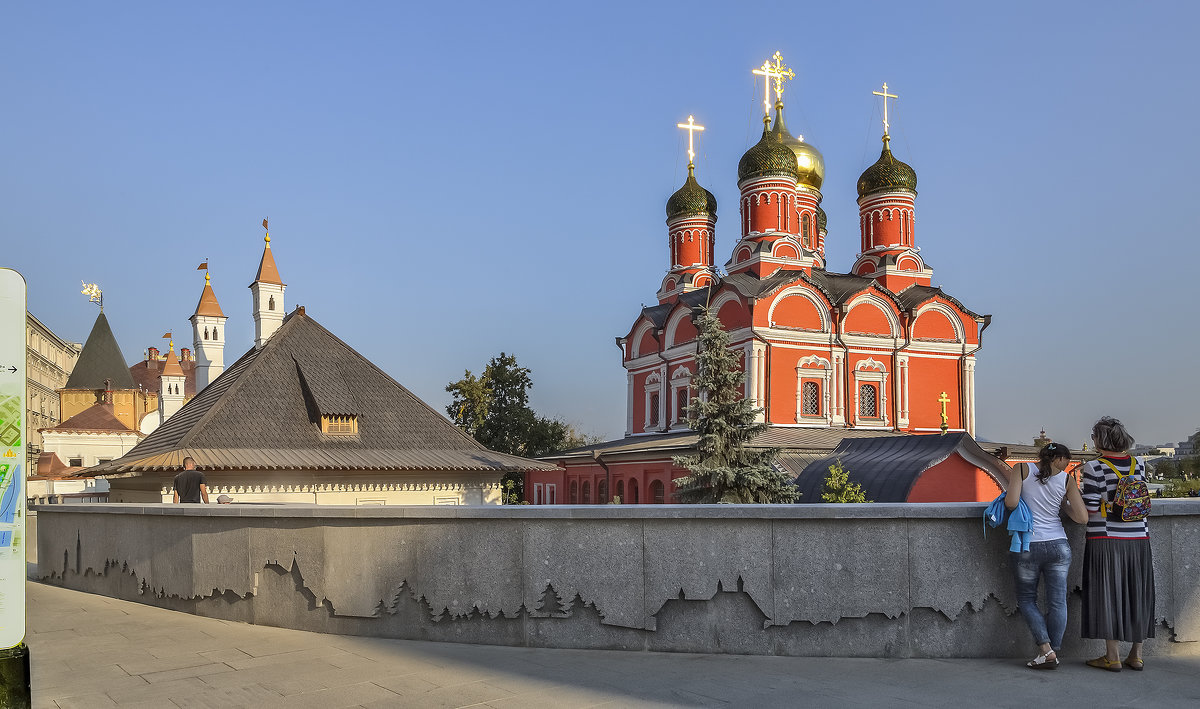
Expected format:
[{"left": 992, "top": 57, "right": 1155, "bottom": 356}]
[
  {"left": 873, "top": 82, "right": 898, "bottom": 136},
  {"left": 675, "top": 115, "right": 705, "bottom": 167}
]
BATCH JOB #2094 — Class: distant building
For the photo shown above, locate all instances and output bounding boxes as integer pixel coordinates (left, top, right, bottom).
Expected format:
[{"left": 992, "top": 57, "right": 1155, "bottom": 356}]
[
  {"left": 89, "top": 234, "right": 555, "bottom": 504},
  {"left": 25, "top": 313, "right": 81, "bottom": 467}
]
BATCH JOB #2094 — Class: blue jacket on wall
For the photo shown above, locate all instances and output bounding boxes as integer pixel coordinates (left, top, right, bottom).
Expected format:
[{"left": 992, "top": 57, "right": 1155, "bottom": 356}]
[{"left": 984, "top": 493, "right": 1034, "bottom": 552}]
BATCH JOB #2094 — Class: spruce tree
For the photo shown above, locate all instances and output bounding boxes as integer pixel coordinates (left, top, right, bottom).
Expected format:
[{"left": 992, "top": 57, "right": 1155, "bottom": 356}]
[
  {"left": 820, "top": 459, "right": 871, "bottom": 503},
  {"left": 672, "top": 306, "right": 799, "bottom": 503}
]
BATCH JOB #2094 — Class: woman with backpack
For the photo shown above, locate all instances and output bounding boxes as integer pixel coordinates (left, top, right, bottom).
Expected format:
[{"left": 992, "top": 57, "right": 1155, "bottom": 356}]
[
  {"left": 1080, "top": 416, "right": 1155, "bottom": 671},
  {"left": 1005, "top": 442, "right": 1089, "bottom": 669}
]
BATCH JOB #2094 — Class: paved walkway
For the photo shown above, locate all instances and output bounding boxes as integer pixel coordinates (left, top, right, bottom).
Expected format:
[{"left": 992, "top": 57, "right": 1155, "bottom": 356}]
[{"left": 24, "top": 581, "right": 1200, "bottom": 708}]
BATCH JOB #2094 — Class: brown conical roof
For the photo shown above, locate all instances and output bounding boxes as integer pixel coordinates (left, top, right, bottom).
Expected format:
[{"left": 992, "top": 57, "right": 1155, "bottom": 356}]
[
  {"left": 253, "top": 237, "right": 283, "bottom": 286},
  {"left": 192, "top": 273, "right": 225, "bottom": 318},
  {"left": 161, "top": 345, "right": 185, "bottom": 377}
]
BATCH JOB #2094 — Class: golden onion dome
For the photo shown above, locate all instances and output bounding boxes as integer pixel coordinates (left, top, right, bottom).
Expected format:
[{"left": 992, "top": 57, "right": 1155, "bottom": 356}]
[
  {"left": 666, "top": 165, "right": 717, "bottom": 220},
  {"left": 857, "top": 135, "right": 917, "bottom": 198},
  {"left": 768, "top": 103, "right": 824, "bottom": 190}
]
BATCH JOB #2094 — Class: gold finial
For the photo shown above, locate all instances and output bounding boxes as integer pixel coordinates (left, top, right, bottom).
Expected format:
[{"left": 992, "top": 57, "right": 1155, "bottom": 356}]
[
  {"left": 676, "top": 115, "right": 705, "bottom": 170},
  {"left": 81, "top": 281, "right": 103, "bottom": 311},
  {"left": 205, "top": 272, "right": 211, "bottom": 284},
  {"left": 937, "top": 391, "right": 951, "bottom": 434},
  {"left": 262, "top": 217, "right": 270, "bottom": 245},
  {"left": 872, "top": 82, "right": 898, "bottom": 138}
]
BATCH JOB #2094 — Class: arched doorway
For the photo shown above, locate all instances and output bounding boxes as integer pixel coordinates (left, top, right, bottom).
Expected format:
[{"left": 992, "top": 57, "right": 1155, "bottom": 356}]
[
  {"left": 650, "top": 479, "right": 664, "bottom": 504},
  {"left": 582, "top": 481, "right": 591, "bottom": 504},
  {"left": 569, "top": 480, "right": 578, "bottom": 504},
  {"left": 628, "top": 479, "right": 640, "bottom": 504},
  {"left": 616, "top": 479, "right": 625, "bottom": 502},
  {"left": 598, "top": 479, "right": 608, "bottom": 504}
]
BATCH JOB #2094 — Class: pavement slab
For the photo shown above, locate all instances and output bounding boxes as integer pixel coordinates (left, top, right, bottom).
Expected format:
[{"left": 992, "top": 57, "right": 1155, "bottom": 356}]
[{"left": 23, "top": 581, "right": 1200, "bottom": 708}]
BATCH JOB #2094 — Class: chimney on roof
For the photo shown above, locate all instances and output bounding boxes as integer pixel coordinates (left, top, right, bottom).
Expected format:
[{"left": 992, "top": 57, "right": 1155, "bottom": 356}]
[
  {"left": 147, "top": 347, "right": 159, "bottom": 369},
  {"left": 180, "top": 347, "right": 191, "bottom": 361},
  {"left": 297, "top": 305, "right": 305, "bottom": 316},
  {"left": 103, "top": 378, "right": 113, "bottom": 405}
]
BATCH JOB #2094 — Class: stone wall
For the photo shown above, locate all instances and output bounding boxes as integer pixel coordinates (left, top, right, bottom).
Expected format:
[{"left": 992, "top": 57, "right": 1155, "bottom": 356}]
[{"left": 32, "top": 502, "right": 1200, "bottom": 658}]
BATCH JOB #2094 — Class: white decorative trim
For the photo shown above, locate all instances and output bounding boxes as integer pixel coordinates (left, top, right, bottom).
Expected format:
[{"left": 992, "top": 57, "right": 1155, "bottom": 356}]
[{"left": 795, "top": 354, "right": 833, "bottom": 425}]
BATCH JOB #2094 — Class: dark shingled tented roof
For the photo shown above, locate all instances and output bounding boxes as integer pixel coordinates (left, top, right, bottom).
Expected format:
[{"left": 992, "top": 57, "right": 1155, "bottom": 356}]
[
  {"left": 793, "top": 432, "right": 1008, "bottom": 503},
  {"left": 64, "top": 312, "right": 134, "bottom": 390},
  {"left": 87, "top": 309, "right": 556, "bottom": 475}
]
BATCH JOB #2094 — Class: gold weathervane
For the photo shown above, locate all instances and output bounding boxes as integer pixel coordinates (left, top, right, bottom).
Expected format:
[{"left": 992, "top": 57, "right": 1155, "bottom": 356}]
[
  {"left": 81, "top": 282, "right": 103, "bottom": 311},
  {"left": 263, "top": 217, "right": 270, "bottom": 244},
  {"left": 873, "top": 82, "right": 898, "bottom": 137},
  {"left": 676, "top": 115, "right": 705, "bottom": 168},
  {"left": 752, "top": 51, "right": 794, "bottom": 117}
]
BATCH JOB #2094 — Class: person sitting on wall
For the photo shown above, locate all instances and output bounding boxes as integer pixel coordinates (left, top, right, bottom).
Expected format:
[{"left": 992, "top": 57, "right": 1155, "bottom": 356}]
[
  {"left": 1005, "top": 442, "right": 1089, "bottom": 669},
  {"left": 172, "top": 457, "right": 209, "bottom": 504}
]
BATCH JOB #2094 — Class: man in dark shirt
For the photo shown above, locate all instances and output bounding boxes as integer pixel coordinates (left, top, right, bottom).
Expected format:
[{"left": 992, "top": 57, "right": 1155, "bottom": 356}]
[{"left": 172, "top": 457, "right": 209, "bottom": 503}]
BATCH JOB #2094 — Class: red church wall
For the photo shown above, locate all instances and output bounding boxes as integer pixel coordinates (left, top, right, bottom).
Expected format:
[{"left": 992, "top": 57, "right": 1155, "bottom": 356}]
[
  {"left": 526, "top": 460, "right": 686, "bottom": 504},
  {"left": 907, "top": 356, "right": 962, "bottom": 430},
  {"left": 912, "top": 309, "right": 958, "bottom": 340},
  {"left": 843, "top": 302, "right": 894, "bottom": 336},
  {"left": 716, "top": 299, "right": 751, "bottom": 330},
  {"left": 669, "top": 316, "right": 698, "bottom": 348},
  {"left": 636, "top": 329, "right": 658, "bottom": 358},
  {"left": 768, "top": 294, "right": 825, "bottom": 331},
  {"left": 907, "top": 454, "right": 1003, "bottom": 502}
]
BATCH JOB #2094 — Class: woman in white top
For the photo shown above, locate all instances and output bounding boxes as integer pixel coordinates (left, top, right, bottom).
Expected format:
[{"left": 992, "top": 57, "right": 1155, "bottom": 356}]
[{"left": 1004, "top": 442, "right": 1089, "bottom": 669}]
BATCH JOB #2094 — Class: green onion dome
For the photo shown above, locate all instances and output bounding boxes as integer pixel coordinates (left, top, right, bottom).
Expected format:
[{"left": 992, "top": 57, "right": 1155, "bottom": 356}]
[
  {"left": 737, "top": 110, "right": 802, "bottom": 183},
  {"left": 817, "top": 206, "right": 827, "bottom": 232},
  {"left": 856, "top": 136, "right": 917, "bottom": 198},
  {"left": 666, "top": 166, "right": 717, "bottom": 220}
]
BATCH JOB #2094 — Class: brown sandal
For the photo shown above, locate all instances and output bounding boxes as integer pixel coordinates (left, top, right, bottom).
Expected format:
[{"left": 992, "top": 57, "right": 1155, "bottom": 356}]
[{"left": 1086, "top": 656, "right": 1122, "bottom": 672}]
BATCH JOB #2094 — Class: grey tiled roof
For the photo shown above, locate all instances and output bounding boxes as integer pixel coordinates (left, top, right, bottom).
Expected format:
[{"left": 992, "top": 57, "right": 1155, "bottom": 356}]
[
  {"left": 793, "top": 432, "right": 1009, "bottom": 503},
  {"left": 88, "top": 309, "right": 556, "bottom": 475},
  {"left": 64, "top": 313, "right": 135, "bottom": 390},
  {"left": 543, "top": 426, "right": 908, "bottom": 461},
  {"left": 894, "top": 284, "right": 983, "bottom": 319}
]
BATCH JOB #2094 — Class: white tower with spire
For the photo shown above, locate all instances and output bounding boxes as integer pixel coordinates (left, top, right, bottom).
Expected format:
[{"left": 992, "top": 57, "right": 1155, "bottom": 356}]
[
  {"left": 158, "top": 342, "right": 187, "bottom": 420},
  {"left": 190, "top": 271, "right": 228, "bottom": 391},
  {"left": 249, "top": 221, "right": 286, "bottom": 349}
]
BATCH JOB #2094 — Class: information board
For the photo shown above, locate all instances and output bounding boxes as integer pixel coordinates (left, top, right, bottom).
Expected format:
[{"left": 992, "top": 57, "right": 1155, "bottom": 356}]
[{"left": 0, "top": 268, "right": 26, "bottom": 649}]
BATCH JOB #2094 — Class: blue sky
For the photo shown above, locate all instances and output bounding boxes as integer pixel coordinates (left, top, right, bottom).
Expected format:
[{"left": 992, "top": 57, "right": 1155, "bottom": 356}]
[{"left": 3, "top": 1, "right": 1197, "bottom": 450}]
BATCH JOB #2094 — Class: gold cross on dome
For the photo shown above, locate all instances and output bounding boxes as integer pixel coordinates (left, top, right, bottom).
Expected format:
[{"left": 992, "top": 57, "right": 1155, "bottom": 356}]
[
  {"left": 676, "top": 115, "right": 705, "bottom": 167},
  {"left": 752, "top": 52, "right": 794, "bottom": 116},
  {"left": 873, "top": 82, "right": 898, "bottom": 136}
]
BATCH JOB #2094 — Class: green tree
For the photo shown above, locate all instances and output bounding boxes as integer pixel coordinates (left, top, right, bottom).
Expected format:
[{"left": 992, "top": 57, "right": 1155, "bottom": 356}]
[
  {"left": 672, "top": 307, "right": 799, "bottom": 504},
  {"left": 447, "top": 352, "right": 600, "bottom": 502},
  {"left": 820, "top": 459, "right": 871, "bottom": 503}
]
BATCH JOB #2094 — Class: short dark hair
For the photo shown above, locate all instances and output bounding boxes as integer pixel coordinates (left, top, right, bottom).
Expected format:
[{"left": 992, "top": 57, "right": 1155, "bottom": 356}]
[
  {"left": 182, "top": 456, "right": 196, "bottom": 468},
  {"left": 1092, "top": 416, "right": 1134, "bottom": 453}
]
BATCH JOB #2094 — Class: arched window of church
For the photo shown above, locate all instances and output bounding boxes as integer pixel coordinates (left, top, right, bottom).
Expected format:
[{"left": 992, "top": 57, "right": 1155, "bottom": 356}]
[
  {"left": 204, "top": 327, "right": 209, "bottom": 340},
  {"left": 268, "top": 296, "right": 275, "bottom": 311},
  {"left": 802, "top": 218, "right": 810, "bottom": 240},
  {"left": 598, "top": 479, "right": 608, "bottom": 503},
  {"left": 569, "top": 480, "right": 578, "bottom": 504},
  {"left": 859, "top": 384, "right": 878, "bottom": 418},
  {"left": 650, "top": 480, "right": 664, "bottom": 504},
  {"left": 582, "top": 481, "right": 591, "bottom": 504},
  {"left": 213, "top": 327, "right": 218, "bottom": 340},
  {"left": 648, "top": 392, "right": 660, "bottom": 428},
  {"left": 802, "top": 381, "right": 820, "bottom": 416},
  {"left": 616, "top": 479, "right": 625, "bottom": 502}
]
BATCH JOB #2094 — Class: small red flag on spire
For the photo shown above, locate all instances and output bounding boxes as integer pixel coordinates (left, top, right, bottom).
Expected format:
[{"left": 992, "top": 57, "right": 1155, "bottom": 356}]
[
  {"left": 162, "top": 332, "right": 172, "bottom": 339},
  {"left": 262, "top": 218, "right": 269, "bottom": 230},
  {"left": 196, "top": 262, "right": 208, "bottom": 270}
]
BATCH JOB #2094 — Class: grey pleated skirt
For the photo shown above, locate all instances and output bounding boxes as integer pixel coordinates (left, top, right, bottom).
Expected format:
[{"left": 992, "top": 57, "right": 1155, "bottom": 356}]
[{"left": 1081, "top": 537, "right": 1156, "bottom": 642}]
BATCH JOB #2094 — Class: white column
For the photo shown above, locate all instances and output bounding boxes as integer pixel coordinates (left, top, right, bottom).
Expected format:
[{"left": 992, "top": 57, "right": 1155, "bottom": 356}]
[{"left": 625, "top": 372, "right": 634, "bottom": 436}]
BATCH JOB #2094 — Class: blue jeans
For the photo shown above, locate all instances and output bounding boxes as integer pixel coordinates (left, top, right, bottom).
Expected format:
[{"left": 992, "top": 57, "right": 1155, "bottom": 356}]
[{"left": 1011, "top": 538, "right": 1071, "bottom": 651}]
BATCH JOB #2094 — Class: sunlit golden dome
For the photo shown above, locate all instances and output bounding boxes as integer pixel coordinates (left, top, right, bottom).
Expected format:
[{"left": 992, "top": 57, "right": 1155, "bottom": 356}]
[{"left": 770, "top": 102, "right": 824, "bottom": 190}]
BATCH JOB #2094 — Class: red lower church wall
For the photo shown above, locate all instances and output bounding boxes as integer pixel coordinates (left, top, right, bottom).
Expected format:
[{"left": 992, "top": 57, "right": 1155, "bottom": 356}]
[
  {"left": 906, "top": 455, "right": 1002, "bottom": 503},
  {"left": 526, "top": 461, "right": 686, "bottom": 504}
]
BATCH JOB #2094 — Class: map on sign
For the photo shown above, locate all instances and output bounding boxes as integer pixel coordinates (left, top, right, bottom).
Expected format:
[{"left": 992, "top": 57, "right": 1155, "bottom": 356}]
[{"left": 0, "top": 392, "right": 22, "bottom": 550}]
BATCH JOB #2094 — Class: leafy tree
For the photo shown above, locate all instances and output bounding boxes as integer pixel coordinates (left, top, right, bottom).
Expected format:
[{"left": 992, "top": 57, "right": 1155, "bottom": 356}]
[
  {"left": 820, "top": 459, "right": 872, "bottom": 503},
  {"left": 447, "top": 352, "right": 600, "bottom": 502},
  {"left": 672, "top": 307, "right": 799, "bottom": 504}
]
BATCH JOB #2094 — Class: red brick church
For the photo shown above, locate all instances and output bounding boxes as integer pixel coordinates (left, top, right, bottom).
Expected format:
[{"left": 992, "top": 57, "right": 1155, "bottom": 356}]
[{"left": 527, "top": 56, "right": 1004, "bottom": 505}]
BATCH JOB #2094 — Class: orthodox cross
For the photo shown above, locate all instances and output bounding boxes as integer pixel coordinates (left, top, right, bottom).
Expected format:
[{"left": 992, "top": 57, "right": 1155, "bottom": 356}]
[
  {"left": 81, "top": 282, "right": 102, "bottom": 311},
  {"left": 937, "top": 391, "right": 951, "bottom": 434},
  {"left": 872, "top": 82, "right": 898, "bottom": 137},
  {"left": 752, "top": 52, "right": 794, "bottom": 117},
  {"left": 676, "top": 115, "right": 705, "bottom": 168}
]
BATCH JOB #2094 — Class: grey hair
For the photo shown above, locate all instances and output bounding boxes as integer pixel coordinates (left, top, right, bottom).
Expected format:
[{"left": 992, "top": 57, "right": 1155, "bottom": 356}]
[{"left": 1092, "top": 416, "right": 1134, "bottom": 453}]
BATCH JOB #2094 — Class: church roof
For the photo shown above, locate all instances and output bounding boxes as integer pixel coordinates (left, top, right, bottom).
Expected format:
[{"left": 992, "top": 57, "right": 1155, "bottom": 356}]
[
  {"left": 894, "top": 284, "right": 983, "bottom": 320},
  {"left": 63, "top": 312, "right": 135, "bottom": 390},
  {"left": 253, "top": 242, "right": 284, "bottom": 285},
  {"left": 192, "top": 276, "right": 225, "bottom": 318},
  {"left": 49, "top": 402, "right": 135, "bottom": 433},
  {"left": 793, "top": 432, "right": 1007, "bottom": 503},
  {"left": 87, "top": 308, "right": 556, "bottom": 476},
  {"left": 544, "top": 426, "right": 908, "bottom": 462}
]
